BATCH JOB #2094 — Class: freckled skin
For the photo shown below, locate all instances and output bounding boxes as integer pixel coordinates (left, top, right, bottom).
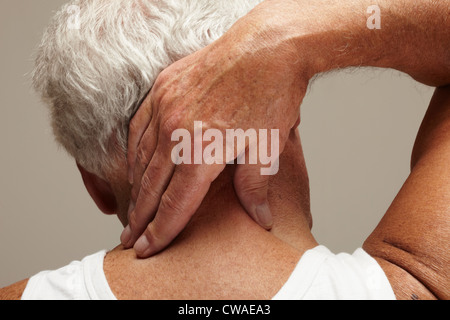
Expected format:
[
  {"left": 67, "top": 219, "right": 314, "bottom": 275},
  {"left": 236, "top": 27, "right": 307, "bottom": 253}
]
[
  {"left": 1, "top": 0, "right": 449, "bottom": 300},
  {"left": 126, "top": 0, "right": 449, "bottom": 299}
]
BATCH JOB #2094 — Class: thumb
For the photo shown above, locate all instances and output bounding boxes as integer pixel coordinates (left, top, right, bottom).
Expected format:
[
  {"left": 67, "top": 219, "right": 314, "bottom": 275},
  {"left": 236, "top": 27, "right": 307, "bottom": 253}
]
[{"left": 233, "top": 162, "right": 273, "bottom": 230}]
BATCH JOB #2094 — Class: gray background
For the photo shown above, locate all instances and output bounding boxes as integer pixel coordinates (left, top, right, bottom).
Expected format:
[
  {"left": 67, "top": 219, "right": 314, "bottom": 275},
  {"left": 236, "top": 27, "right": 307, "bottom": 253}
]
[{"left": 0, "top": 0, "right": 434, "bottom": 287}]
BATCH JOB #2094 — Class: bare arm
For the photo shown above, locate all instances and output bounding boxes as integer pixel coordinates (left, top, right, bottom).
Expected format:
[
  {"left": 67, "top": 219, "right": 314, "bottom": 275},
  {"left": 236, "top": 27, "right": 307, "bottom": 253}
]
[
  {"left": 291, "top": 0, "right": 450, "bottom": 299},
  {"left": 253, "top": 0, "right": 449, "bottom": 86},
  {"left": 0, "top": 279, "right": 28, "bottom": 300},
  {"left": 248, "top": 0, "right": 450, "bottom": 299},
  {"left": 125, "top": 0, "right": 450, "bottom": 257},
  {"left": 364, "top": 86, "right": 450, "bottom": 300}
]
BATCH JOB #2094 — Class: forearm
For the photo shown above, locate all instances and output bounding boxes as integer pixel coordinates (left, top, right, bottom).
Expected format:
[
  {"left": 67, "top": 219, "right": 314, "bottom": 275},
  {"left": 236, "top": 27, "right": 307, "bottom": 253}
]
[
  {"left": 363, "top": 87, "right": 450, "bottom": 300},
  {"left": 244, "top": 0, "right": 450, "bottom": 86}
]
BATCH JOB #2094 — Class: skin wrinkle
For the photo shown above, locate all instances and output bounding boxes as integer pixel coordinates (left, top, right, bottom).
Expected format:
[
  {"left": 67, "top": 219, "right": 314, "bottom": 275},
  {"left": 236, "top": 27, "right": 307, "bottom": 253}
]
[
  {"left": 375, "top": 248, "right": 440, "bottom": 300},
  {"left": 102, "top": 123, "right": 317, "bottom": 299},
  {"left": 364, "top": 86, "right": 450, "bottom": 299},
  {"left": 2, "top": 0, "right": 448, "bottom": 300},
  {"left": 125, "top": 0, "right": 449, "bottom": 296}
]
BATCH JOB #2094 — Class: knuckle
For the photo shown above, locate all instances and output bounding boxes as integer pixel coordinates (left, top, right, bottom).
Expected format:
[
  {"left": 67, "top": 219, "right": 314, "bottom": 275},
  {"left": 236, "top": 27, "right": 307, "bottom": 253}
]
[
  {"left": 240, "top": 182, "right": 267, "bottom": 197},
  {"left": 234, "top": 169, "right": 253, "bottom": 185},
  {"left": 235, "top": 173, "right": 268, "bottom": 196},
  {"left": 233, "top": 170, "right": 248, "bottom": 186},
  {"left": 247, "top": 176, "right": 269, "bottom": 190},
  {"left": 160, "top": 113, "right": 184, "bottom": 139},
  {"left": 152, "top": 74, "right": 170, "bottom": 105},
  {"left": 139, "top": 174, "right": 158, "bottom": 200},
  {"left": 155, "top": 69, "right": 170, "bottom": 85},
  {"left": 159, "top": 192, "right": 183, "bottom": 218},
  {"left": 196, "top": 171, "right": 216, "bottom": 189},
  {"left": 136, "top": 144, "right": 151, "bottom": 167}
]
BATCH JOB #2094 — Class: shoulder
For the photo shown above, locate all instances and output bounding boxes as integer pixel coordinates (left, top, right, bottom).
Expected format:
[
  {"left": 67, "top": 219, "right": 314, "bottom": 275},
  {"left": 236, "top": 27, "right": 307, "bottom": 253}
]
[
  {"left": 363, "top": 242, "right": 438, "bottom": 300},
  {"left": 3, "top": 251, "right": 112, "bottom": 300},
  {"left": 0, "top": 279, "right": 29, "bottom": 300},
  {"left": 371, "top": 257, "right": 438, "bottom": 300}
]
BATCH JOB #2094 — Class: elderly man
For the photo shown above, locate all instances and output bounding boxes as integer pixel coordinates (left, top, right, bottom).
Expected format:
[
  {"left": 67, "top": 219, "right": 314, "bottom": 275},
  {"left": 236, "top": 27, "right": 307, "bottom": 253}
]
[{"left": 1, "top": 0, "right": 449, "bottom": 300}]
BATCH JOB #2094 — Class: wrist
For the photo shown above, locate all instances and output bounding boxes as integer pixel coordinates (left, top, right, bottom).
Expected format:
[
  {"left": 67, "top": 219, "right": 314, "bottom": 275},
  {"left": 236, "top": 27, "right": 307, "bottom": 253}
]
[
  {"left": 287, "top": 1, "right": 392, "bottom": 76},
  {"left": 209, "top": 0, "right": 314, "bottom": 88},
  {"left": 244, "top": 0, "right": 449, "bottom": 86},
  {"left": 227, "top": 0, "right": 320, "bottom": 81},
  {"left": 290, "top": 0, "right": 450, "bottom": 86},
  {"left": 226, "top": 0, "right": 375, "bottom": 81}
]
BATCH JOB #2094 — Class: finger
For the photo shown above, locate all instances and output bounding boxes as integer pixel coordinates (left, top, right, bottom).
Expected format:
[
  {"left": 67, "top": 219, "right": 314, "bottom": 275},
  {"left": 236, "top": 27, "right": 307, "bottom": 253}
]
[
  {"left": 233, "top": 161, "right": 273, "bottom": 230},
  {"left": 130, "top": 120, "right": 158, "bottom": 204},
  {"left": 121, "top": 142, "right": 175, "bottom": 248},
  {"left": 127, "top": 94, "right": 153, "bottom": 184},
  {"left": 122, "top": 121, "right": 158, "bottom": 248},
  {"left": 133, "top": 163, "right": 225, "bottom": 258}
]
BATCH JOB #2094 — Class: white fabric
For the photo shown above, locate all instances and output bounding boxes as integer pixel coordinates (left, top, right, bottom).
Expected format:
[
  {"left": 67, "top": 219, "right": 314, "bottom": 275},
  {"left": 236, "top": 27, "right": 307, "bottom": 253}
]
[
  {"left": 21, "top": 246, "right": 395, "bottom": 300},
  {"left": 21, "top": 251, "right": 116, "bottom": 300},
  {"left": 273, "top": 246, "right": 396, "bottom": 300}
]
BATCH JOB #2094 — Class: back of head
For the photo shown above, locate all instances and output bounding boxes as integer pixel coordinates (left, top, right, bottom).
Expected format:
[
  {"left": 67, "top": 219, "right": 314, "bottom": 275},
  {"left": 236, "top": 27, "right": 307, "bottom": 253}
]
[
  {"left": 33, "top": 0, "right": 263, "bottom": 177},
  {"left": 31, "top": 2, "right": 316, "bottom": 286}
]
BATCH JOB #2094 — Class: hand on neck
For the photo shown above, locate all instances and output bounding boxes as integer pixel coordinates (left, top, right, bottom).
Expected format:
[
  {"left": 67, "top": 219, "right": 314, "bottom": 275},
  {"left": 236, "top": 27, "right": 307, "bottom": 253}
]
[{"left": 160, "top": 128, "right": 316, "bottom": 252}]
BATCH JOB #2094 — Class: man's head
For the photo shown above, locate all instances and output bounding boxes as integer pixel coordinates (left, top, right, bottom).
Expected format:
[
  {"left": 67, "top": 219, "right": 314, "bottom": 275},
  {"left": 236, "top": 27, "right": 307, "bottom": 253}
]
[{"left": 33, "top": 0, "right": 263, "bottom": 224}]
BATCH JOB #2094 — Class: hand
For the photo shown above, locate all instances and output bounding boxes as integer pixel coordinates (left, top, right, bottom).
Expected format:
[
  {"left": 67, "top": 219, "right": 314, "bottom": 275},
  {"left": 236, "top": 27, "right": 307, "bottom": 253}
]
[
  {"left": 120, "top": 2, "right": 311, "bottom": 258},
  {"left": 119, "top": 0, "right": 449, "bottom": 261}
]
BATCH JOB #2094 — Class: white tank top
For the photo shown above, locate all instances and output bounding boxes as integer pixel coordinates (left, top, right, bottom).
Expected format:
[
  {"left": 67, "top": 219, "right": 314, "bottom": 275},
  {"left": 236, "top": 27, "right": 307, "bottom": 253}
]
[
  {"left": 21, "top": 246, "right": 395, "bottom": 300},
  {"left": 22, "top": 250, "right": 115, "bottom": 300},
  {"left": 272, "top": 246, "right": 395, "bottom": 300}
]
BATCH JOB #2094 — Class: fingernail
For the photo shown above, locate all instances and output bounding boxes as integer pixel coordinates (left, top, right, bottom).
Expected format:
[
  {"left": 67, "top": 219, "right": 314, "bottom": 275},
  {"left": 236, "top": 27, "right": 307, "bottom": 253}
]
[
  {"left": 120, "top": 225, "right": 132, "bottom": 247},
  {"left": 255, "top": 203, "right": 273, "bottom": 230},
  {"left": 134, "top": 235, "right": 151, "bottom": 257}
]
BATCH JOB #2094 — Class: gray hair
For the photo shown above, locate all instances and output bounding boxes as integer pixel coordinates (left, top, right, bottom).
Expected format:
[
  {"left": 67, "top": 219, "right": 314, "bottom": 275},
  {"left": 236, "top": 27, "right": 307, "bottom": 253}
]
[{"left": 33, "top": 0, "right": 262, "bottom": 177}]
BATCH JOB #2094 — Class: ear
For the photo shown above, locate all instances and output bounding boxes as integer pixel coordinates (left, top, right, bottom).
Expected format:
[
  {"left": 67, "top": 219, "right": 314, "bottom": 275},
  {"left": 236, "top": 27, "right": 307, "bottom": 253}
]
[{"left": 76, "top": 163, "right": 118, "bottom": 215}]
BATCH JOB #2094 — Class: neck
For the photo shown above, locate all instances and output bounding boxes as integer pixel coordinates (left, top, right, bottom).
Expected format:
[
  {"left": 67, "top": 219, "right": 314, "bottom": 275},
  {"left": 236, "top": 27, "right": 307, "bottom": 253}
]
[
  {"left": 164, "top": 129, "right": 316, "bottom": 252},
  {"left": 106, "top": 130, "right": 318, "bottom": 299}
]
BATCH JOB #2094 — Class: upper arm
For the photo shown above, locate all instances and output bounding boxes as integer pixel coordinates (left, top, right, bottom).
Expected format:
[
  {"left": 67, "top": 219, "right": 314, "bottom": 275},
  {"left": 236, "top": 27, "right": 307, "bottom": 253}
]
[
  {"left": 363, "top": 86, "right": 450, "bottom": 300},
  {"left": 0, "top": 279, "right": 28, "bottom": 300}
]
